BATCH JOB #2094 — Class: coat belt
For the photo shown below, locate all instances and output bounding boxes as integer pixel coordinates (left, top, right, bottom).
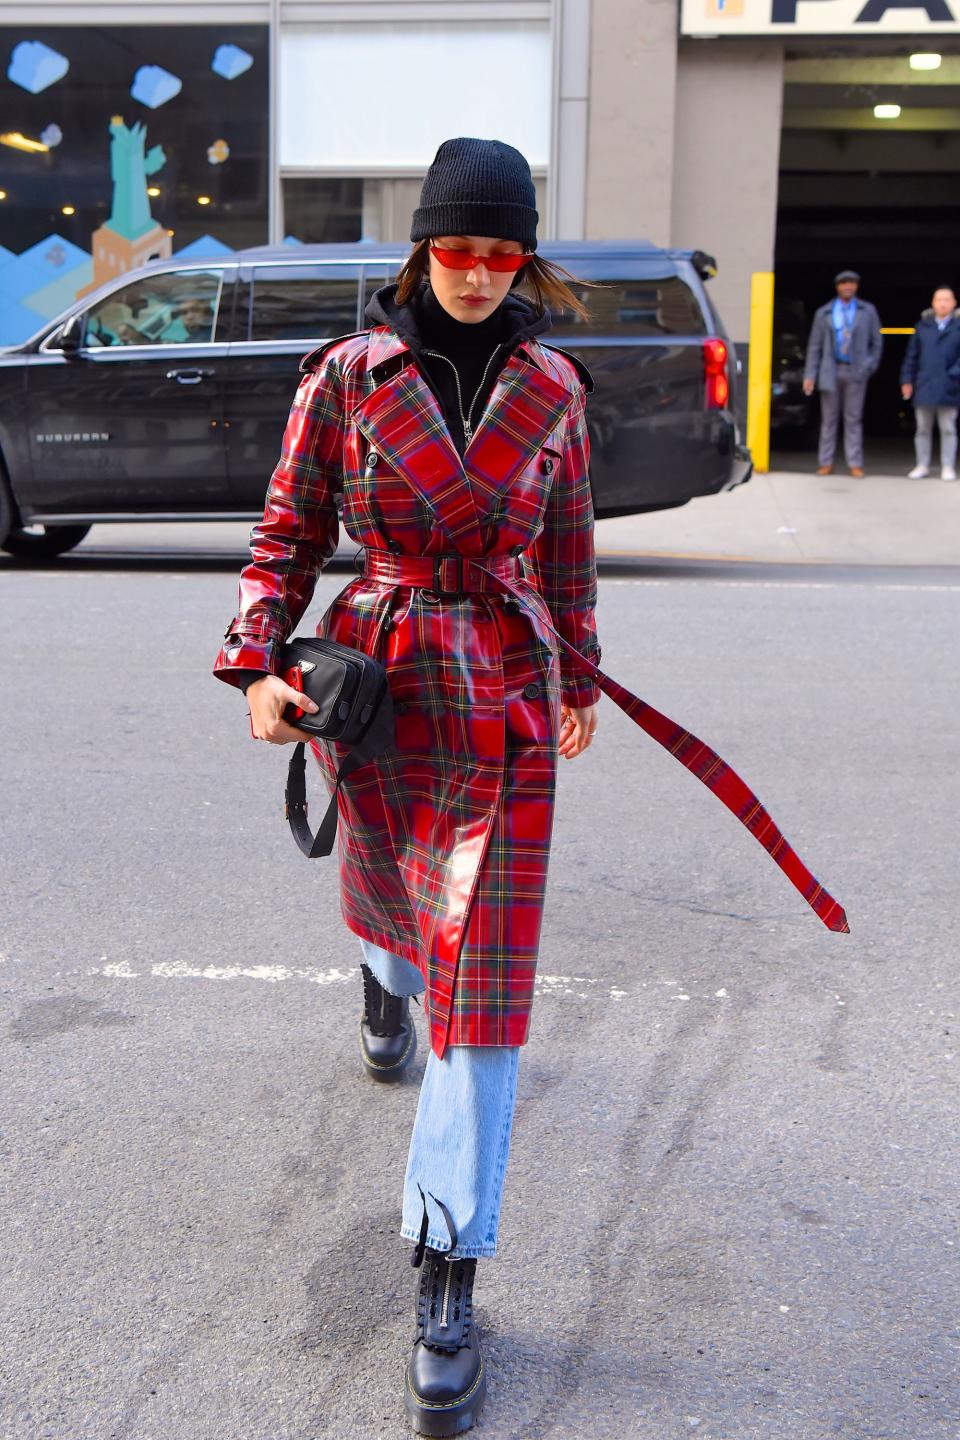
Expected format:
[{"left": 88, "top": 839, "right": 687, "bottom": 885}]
[
  {"left": 361, "top": 547, "right": 521, "bottom": 595},
  {"left": 359, "top": 546, "right": 850, "bottom": 936}
]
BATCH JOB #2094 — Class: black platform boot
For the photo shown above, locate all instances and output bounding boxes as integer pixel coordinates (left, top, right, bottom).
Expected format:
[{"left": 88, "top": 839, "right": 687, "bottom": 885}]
[
  {"left": 404, "top": 1189, "right": 486, "bottom": 1436},
  {"left": 359, "top": 962, "right": 417, "bottom": 1082}
]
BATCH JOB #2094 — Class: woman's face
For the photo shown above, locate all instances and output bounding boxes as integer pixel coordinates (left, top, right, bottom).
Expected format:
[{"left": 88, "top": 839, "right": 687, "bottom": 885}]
[{"left": 428, "top": 234, "right": 527, "bottom": 324}]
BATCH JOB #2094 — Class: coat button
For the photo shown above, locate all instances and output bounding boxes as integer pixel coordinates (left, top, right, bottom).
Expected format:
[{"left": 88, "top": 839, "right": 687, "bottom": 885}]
[
  {"left": 502, "top": 597, "right": 520, "bottom": 614},
  {"left": 523, "top": 682, "right": 540, "bottom": 700},
  {"left": 381, "top": 615, "right": 395, "bottom": 632},
  {"left": 387, "top": 539, "right": 402, "bottom": 554},
  {"left": 542, "top": 456, "right": 555, "bottom": 474},
  {"left": 511, "top": 544, "right": 524, "bottom": 556},
  {"left": 366, "top": 450, "right": 379, "bottom": 468}
]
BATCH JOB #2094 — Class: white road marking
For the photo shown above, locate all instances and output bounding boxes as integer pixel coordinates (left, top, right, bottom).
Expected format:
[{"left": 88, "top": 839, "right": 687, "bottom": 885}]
[{"left": 85, "top": 958, "right": 622, "bottom": 1000}]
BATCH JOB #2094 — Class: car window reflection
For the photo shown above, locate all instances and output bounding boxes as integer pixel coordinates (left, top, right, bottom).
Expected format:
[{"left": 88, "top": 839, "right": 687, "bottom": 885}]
[{"left": 82, "top": 273, "right": 220, "bottom": 347}]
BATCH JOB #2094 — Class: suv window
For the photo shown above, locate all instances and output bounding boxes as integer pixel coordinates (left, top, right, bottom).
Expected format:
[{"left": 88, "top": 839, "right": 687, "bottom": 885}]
[
  {"left": 82, "top": 269, "right": 223, "bottom": 347},
  {"left": 249, "top": 266, "right": 358, "bottom": 341},
  {"left": 551, "top": 275, "right": 707, "bottom": 337}
]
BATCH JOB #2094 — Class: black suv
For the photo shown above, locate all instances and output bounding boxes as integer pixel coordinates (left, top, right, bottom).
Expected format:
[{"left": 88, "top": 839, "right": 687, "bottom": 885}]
[{"left": 0, "top": 240, "right": 751, "bottom": 557}]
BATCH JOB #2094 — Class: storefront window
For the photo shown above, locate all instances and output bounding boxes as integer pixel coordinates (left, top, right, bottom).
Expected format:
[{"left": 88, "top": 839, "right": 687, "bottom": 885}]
[
  {"left": 281, "top": 178, "right": 363, "bottom": 244},
  {"left": 0, "top": 25, "right": 268, "bottom": 346},
  {"left": 279, "top": 22, "right": 550, "bottom": 169}
]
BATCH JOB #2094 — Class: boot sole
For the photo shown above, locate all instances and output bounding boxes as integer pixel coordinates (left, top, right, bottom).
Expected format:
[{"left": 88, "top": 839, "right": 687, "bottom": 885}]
[
  {"left": 359, "top": 1020, "right": 417, "bottom": 1082},
  {"left": 404, "top": 1357, "right": 486, "bottom": 1436}
]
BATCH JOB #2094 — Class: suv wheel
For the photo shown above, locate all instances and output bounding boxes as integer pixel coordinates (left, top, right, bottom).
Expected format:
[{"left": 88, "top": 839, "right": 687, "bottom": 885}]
[
  {"left": 1, "top": 522, "right": 92, "bottom": 558},
  {"left": 0, "top": 464, "right": 91, "bottom": 558}
]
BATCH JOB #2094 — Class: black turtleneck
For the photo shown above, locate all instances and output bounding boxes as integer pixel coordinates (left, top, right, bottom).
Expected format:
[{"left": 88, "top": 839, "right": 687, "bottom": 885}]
[{"left": 414, "top": 284, "right": 511, "bottom": 454}]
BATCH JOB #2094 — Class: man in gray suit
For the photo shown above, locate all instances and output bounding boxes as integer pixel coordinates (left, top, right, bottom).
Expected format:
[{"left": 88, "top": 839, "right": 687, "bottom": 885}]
[{"left": 803, "top": 270, "right": 883, "bottom": 477}]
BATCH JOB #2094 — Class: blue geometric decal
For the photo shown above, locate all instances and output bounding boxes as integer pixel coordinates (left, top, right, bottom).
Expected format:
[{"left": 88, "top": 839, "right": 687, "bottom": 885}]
[
  {"left": 0, "top": 234, "right": 89, "bottom": 302},
  {"left": 174, "top": 234, "right": 234, "bottom": 258},
  {"left": 211, "top": 44, "right": 253, "bottom": 80},
  {"left": 130, "top": 63, "right": 182, "bottom": 109},
  {"left": 7, "top": 39, "right": 70, "bottom": 94}
]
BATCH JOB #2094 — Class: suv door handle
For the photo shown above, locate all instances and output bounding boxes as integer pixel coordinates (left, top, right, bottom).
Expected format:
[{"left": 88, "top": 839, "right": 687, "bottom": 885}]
[{"left": 166, "top": 368, "right": 214, "bottom": 384}]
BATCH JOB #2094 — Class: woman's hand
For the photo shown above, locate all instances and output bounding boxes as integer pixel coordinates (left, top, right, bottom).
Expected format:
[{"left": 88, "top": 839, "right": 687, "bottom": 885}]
[
  {"left": 247, "top": 674, "right": 320, "bottom": 745},
  {"left": 558, "top": 701, "right": 599, "bottom": 759}
]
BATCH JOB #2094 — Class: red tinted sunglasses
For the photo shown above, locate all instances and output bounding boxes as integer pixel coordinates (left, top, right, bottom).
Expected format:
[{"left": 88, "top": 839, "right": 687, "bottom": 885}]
[{"left": 429, "top": 244, "right": 533, "bottom": 273}]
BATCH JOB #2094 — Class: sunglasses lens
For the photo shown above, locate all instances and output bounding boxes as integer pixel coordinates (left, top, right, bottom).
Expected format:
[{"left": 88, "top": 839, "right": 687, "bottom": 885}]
[
  {"left": 430, "top": 247, "right": 474, "bottom": 269},
  {"left": 485, "top": 253, "right": 532, "bottom": 272},
  {"left": 430, "top": 246, "right": 531, "bottom": 272}
]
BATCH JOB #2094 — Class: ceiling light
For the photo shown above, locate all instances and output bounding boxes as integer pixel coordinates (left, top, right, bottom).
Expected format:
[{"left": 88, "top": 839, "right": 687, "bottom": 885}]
[
  {"left": 0, "top": 190, "right": 7, "bottom": 201},
  {"left": 0, "top": 131, "right": 49, "bottom": 153},
  {"left": 909, "top": 52, "right": 941, "bottom": 70},
  {"left": 197, "top": 195, "right": 211, "bottom": 206},
  {"left": 147, "top": 186, "right": 160, "bottom": 197},
  {"left": 61, "top": 205, "right": 75, "bottom": 216},
  {"left": 874, "top": 104, "right": 901, "bottom": 119}
]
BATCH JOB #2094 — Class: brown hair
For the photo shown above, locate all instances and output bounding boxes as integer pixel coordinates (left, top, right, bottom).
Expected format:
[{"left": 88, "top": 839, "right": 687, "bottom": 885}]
[{"left": 394, "top": 238, "right": 595, "bottom": 323}]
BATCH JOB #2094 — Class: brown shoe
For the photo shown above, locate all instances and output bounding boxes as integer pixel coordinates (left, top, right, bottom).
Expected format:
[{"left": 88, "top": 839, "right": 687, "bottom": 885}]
[
  {"left": 849, "top": 467, "right": 865, "bottom": 477},
  {"left": 816, "top": 465, "right": 832, "bottom": 475}
]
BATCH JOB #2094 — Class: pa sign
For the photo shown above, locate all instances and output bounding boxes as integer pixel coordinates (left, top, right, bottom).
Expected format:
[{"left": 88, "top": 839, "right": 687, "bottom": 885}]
[{"left": 681, "top": 0, "right": 960, "bottom": 33}]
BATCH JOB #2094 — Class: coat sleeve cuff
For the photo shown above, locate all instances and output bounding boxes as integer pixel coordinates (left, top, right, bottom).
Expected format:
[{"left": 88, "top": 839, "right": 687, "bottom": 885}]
[
  {"left": 561, "top": 677, "right": 601, "bottom": 708},
  {"left": 213, "top": 631, "right": 285, "bottom": 691},
  {"left": 559, "top": 642, "right": 602, "bottom": 708}
]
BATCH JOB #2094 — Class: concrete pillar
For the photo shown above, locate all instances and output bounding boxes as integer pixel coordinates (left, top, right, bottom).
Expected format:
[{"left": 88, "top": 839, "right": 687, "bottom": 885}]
[
  {"left": 585, "top": 0, "right": 678, "bottom": 244},
  {"left": 670, "top": 39, "right": 784, "bottom": 343},
  {"left": 550, "top": 0, "right": 591, "bottom": 239}
]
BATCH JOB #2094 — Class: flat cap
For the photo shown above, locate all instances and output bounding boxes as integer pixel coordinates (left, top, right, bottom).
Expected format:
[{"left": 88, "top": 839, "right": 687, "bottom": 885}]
[{"left": 834, "top": 269, "right": 861, "bottom": 284}]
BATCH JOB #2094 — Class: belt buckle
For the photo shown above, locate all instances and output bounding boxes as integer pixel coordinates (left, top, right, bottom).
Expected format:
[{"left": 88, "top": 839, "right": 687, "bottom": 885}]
[{"left": 433, "top": 553, "right": 466, "bottom": 595}]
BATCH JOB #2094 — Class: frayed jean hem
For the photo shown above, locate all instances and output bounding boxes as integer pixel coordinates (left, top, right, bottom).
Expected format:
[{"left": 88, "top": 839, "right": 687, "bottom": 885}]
[{"left": 399, "top": 1224, "right": 498, "bottom": 1260}]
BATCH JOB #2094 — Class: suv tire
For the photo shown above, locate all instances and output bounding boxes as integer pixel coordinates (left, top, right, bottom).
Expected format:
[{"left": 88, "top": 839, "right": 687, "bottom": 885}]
[
  {"left": 0, "top": 461, "right": 91, "bottom": 558},
  {"left": 1, "top": 522, "right": 92, "bottom": 559}
]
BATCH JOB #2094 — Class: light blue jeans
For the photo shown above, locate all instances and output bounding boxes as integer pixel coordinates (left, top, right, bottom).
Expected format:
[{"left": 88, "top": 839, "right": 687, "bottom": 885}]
[{"left": 358, "top": 937, "right": 521, "bottom": 1260}]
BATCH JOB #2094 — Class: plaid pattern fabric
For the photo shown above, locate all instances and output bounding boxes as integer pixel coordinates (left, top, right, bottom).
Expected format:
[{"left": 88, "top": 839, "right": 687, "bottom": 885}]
[
  {"left": 214, "top": 326, "right": 601, "bottom": 1058},
  {"left": 475, "top": 564, "right": 850, "bottom": 937}
]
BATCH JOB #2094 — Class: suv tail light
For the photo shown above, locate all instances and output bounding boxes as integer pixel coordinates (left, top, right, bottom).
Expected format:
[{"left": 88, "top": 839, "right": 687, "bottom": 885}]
[{"left": 703, "top": 337, "right": 729, "bottom": 410}]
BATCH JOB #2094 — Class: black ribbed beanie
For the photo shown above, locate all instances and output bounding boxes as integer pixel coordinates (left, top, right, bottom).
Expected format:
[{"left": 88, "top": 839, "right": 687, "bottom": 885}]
[{"left": 410, "top": 137, "right": 538, "bottom": 251}]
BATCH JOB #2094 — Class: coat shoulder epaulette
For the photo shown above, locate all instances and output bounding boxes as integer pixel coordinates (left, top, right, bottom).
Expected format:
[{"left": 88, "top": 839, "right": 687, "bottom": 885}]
[
  {"left": 537, "top": 341, "right": 595, "bottom": 395},
  {"left": 299, "top": 330, "right": 369, "bottom": 374}
]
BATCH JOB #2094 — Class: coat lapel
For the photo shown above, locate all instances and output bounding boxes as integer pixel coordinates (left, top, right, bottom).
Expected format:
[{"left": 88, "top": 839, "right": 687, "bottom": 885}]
[
  {"left": 462, "top": 343, "right": 577, "bottom": 517},
  {"left": 351, "top": 329, "right": 577, "bottom": 549},
  {"left": 351, "top": 329, "right": 485, "bottom": 549}
]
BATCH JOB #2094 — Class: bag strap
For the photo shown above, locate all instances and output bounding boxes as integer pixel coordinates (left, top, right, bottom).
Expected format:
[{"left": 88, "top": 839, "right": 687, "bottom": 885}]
[{"left": 284, "top": 691, "right": 395, "bottom": 859}]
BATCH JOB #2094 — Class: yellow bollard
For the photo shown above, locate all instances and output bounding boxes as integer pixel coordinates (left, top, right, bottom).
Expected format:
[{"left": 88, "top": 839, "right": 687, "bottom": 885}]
[{"left": 747, "top": 271, "right": 775, "bottom": 475}]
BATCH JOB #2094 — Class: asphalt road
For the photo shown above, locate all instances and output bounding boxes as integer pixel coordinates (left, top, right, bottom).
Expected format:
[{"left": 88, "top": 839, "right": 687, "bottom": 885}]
[{"left": 1, "top": 533, "right": 958, "bottom": 1440}]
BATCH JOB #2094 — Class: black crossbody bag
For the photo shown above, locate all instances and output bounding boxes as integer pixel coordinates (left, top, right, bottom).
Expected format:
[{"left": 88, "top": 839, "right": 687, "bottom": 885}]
[{"left": 279, "top": 636, "right": 395, "bottom": 859}]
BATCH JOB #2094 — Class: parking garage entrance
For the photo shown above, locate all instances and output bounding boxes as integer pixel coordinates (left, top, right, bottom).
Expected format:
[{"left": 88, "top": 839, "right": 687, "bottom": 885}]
[{"left": 772, "top": 43, "right": 960, "bottom": 474}]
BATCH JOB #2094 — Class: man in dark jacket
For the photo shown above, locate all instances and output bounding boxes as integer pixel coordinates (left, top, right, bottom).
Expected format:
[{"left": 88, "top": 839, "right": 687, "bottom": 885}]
[
  {"left": 803, "top": 269, "right": 883, "bottom": 477},
  {"left": 900, "top": 286, "right": 960, "bottom": 481}
]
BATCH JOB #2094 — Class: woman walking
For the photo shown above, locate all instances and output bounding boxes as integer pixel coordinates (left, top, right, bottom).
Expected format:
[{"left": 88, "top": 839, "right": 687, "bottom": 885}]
[{"left": 214, "top": 137, "right": 601, "bottom": 1434}]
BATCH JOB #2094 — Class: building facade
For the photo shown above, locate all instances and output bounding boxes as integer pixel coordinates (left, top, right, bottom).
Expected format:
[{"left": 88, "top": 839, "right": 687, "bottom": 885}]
[{"left": 2, "top": 0, "right": 958, "bottom": 369}]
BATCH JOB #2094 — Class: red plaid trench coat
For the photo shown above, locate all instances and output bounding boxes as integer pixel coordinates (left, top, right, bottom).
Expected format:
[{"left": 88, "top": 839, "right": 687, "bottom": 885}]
[{"left": 213, "top": 323, "right": 601, "bottom": 1059}]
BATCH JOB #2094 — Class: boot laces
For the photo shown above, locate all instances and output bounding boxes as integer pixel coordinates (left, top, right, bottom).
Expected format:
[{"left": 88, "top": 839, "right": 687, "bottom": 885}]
[{"left": 360, "top": 962, "right": 407, "bottom": 1037}]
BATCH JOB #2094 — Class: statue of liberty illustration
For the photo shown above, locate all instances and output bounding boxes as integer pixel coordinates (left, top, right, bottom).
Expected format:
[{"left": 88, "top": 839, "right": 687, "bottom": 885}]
[{"left": 76, "top": 116, "right": 172, "bottom": 299}]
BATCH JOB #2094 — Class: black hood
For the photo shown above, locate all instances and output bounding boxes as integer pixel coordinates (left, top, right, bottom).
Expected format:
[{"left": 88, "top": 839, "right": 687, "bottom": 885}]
[{"left": 364, "top": 278, "right": 552, "bottom": 355}]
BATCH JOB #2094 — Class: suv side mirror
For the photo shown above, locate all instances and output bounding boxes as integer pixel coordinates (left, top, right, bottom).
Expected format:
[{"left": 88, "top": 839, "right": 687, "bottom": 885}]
[{"left": 58, "top": 313, "right": 85, "bottom": 354}]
